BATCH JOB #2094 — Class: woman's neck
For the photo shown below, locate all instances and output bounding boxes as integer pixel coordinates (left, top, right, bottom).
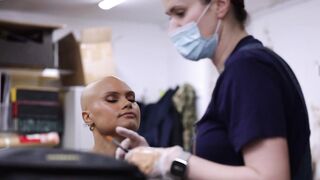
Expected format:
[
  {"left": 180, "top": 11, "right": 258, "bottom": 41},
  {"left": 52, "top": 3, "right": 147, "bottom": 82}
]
[
  {"left": 92, "top": 132, "right": 117, "bottom": 157},
  {"left": 212, "top": 21, "right": 248, "bottom": 73}
]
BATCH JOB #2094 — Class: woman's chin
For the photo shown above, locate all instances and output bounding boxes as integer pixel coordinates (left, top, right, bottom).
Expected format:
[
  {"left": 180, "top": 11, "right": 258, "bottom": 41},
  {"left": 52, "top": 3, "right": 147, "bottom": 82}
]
[{"left": 119, "top": 122, "right": 139, "bottom": 132}]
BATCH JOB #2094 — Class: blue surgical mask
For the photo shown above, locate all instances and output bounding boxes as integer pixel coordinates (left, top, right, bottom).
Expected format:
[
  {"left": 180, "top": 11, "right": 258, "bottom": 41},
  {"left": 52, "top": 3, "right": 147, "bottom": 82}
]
[{"left": 169, "top": 4, "right": 221, "bottom": 61}]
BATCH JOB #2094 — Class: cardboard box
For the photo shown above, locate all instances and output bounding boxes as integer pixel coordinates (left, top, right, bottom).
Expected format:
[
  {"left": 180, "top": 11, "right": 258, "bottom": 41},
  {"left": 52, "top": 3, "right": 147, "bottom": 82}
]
[
  {"left": 59, "top": 27, "right": 116, "bottom": 86},
  {"left": 58, "top": 33, "right": 85, "bottom": 86},
  {"left": 0, "top": 19, "right": 63, "bottom": 69}
]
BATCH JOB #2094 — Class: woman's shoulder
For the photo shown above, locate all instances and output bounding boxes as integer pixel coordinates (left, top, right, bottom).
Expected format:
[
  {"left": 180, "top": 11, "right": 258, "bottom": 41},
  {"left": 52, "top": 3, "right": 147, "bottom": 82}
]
[
  {"left": 225, "top": 45, "right": 281, "bottom": 75},
  {"left": 225, "top": 36, "right": 279, "bottom": 67},
  {"left": 219, "top": 46, "right": 285, "bottom": 91}
]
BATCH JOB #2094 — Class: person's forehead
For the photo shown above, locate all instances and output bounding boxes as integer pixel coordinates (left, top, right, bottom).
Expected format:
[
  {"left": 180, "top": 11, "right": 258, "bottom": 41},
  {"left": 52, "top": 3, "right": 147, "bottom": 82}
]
[
  {"left": 164, "top": 0, "right": 195, "bottom": 6},
  {"left": 163, "top": 0, "right": 195, "bottom": 12},
  {"left": 95, "top": 77, "right": 132, "bottom": 93}
]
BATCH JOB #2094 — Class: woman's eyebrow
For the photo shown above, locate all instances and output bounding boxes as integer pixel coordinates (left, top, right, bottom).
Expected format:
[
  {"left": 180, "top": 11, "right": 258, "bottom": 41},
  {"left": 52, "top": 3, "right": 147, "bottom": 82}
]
[
  {"left": 126, "top": 90, "right": 135, "bottom": 96},
  {"left": 166, "top": 6, "right": 176, "bottom": 15},
  {"left": 166, "top": 7, "right": 173, "bottom": 15},
  {"left": 104, "top": 91, "right": 119, "bottom": 96},
  {"left": 104, "top": 91, "right": 134, "bottom": 96},
  {"left": 166, "top": 5, "right": 184, "bottom": 15}
]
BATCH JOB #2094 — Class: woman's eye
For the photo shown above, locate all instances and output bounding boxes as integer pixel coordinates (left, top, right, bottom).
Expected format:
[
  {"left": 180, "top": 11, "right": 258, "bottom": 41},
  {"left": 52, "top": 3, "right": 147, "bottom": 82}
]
[
  {"left": 106, "top": 98, "right": 118, "bottom": 103},
  {"left": 127, "top": 95, "right": 136, "bottom": 103},
  {"left": 128, "top": 98, "right": 136, "bottom": 103},
  {"left": 126, "top": 92, "right": 136, "bottom": 103},
  {"left": 175, "top": 10, "right": 185, "bottom": 18}
]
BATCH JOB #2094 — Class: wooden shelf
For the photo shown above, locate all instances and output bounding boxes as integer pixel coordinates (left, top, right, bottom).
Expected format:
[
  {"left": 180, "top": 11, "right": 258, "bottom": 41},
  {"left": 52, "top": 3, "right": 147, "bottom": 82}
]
[
  {"left": 0, "top": 68, "right": 72, "bottom": 78},
  {"left": 0, "top": 132, "right": 60, "bottom": 148}
]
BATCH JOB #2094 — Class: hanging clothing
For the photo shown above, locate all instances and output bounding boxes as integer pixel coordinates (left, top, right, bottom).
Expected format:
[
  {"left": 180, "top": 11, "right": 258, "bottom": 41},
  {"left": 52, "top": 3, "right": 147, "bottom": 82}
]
[
  {"left": 138, "top": 87, "right": 183, "bottom": 147},
  {"left": 172, "top": 83, "right": 197, "bottom": 151}
]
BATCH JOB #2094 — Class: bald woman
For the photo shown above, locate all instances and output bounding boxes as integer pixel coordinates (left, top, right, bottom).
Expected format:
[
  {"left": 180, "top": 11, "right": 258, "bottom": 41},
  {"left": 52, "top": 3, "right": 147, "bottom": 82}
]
[{"left": 81, "top": 76, "right": 141, "bottom": 157}]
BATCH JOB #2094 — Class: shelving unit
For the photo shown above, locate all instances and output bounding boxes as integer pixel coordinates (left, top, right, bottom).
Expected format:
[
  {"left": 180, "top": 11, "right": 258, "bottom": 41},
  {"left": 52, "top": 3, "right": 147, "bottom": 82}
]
[{"left": 0, "top": 69, "right": 64, "bottom": 148}]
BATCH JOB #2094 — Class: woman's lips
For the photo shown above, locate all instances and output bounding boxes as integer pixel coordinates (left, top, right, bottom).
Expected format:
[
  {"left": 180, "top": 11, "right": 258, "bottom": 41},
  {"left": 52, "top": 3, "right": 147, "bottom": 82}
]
[{"left": 119, "top": 112, "right": 137, "bottom": 118}]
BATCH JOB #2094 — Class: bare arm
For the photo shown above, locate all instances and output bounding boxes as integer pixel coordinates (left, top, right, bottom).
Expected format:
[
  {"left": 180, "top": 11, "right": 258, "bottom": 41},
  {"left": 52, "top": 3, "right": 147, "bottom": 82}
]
[
  {"left": 187, "top": 137, "right": 290, "bottom": 180},
  {"left": 120, "top": 128, "right": 290, "bottom": 179}
]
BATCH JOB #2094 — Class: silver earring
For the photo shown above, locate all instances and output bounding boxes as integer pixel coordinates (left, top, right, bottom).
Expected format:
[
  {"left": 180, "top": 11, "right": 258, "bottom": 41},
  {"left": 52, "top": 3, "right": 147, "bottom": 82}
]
[{"left": 89, "top": 124, "right": 95, "bottom": 131}]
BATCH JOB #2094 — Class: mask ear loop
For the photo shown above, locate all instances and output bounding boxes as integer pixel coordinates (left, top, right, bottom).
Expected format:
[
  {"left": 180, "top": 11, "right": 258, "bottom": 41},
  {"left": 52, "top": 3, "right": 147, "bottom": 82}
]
[
  {"left": 196, "top": 2, "right": 212, "bottom": 24},
  {"left": 213, "top": 19, "right": 222, "bottom": 42},
  {"left": 196, "top": 2, "right": 221, "bottom": 39},
  {"left": 215, "top": 20, "right": 221, "bottom": 34}
]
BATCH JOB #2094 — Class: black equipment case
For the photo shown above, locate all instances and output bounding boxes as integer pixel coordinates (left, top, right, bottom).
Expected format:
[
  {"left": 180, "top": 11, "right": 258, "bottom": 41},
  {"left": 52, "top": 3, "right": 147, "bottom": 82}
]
[{"left": 0, "top": 148, "right": 145, "bottom": 180}]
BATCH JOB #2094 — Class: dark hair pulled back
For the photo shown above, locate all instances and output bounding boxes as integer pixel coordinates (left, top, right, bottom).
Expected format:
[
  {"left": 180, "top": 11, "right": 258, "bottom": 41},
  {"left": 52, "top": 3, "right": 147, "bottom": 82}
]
[{"left": 201, "top": 0, "right": 247, "bottom": 26}]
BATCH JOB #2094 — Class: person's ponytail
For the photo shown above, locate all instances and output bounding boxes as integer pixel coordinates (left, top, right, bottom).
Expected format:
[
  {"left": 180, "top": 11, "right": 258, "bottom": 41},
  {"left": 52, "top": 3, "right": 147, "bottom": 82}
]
[
  {"left": 201, "top": 0, "right": 248, "bottom": 27},
  {"left": 231, "top": 0, "right": 247, "bottom": 26}
]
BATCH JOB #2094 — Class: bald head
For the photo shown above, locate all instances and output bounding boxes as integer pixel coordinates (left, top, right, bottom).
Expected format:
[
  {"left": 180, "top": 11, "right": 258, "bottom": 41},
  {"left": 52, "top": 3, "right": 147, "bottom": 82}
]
[{"left": 80, "top": 76, "right": 131, "bottom": 111}]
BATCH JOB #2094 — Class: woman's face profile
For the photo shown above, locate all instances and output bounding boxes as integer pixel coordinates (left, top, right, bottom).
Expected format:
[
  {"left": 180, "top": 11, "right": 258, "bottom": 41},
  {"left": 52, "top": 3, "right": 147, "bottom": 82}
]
[{"left": 163, "top": 0, "right": 216, "bottom": 38}]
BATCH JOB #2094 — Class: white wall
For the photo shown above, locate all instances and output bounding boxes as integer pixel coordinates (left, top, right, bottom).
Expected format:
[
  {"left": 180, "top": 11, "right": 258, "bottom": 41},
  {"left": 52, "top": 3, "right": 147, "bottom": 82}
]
[{"left": 110, "top": 22, "right": 217, "bottom": 118}]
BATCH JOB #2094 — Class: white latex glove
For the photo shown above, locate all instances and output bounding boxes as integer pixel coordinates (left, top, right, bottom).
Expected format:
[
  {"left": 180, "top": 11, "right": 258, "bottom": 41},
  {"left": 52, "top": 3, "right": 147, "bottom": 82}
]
[
  {"left": 115, "top": 126, "right": 149, "bottom": 160},
  {"left": 125, "top": 146, "right": 183, "bottom": 179}
]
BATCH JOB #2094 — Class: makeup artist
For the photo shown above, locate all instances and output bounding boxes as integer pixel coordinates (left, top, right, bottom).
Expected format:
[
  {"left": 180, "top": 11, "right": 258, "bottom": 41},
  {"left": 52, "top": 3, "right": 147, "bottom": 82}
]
[
  {"left": 115, "top": 0, "right": 312, "bottom": 179},
  {"left": 80, "top": 76, "right": 141, "bottom": 157}
]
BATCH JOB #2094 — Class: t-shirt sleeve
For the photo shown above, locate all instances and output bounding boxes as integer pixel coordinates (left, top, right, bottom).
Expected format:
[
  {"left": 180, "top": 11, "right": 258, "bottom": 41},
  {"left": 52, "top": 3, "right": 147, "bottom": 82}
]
[{"left": 223, "top": 55, "right": 287, "bottom": 153}]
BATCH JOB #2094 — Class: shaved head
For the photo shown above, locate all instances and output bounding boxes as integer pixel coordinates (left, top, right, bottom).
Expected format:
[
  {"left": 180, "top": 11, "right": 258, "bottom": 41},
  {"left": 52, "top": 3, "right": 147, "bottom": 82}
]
[
  {"left": 80, "top": 76, "right": 130, "bottom": 111},
  {"left": 81, "top": 75, "right": 140, "bottom": 135},
  {"left": 80, "top": 76, "right": 140, "bottom": 156}
]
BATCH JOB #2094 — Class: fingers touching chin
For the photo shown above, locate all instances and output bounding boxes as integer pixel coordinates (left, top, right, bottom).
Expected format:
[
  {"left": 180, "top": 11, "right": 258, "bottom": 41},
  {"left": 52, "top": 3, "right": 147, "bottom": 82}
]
[{"left": 118, "top": 122, "right": 139, "bottom": 132}]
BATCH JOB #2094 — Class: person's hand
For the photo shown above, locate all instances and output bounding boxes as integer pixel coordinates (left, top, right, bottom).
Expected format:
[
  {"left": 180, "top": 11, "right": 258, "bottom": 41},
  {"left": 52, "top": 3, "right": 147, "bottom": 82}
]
[
  {"left": 125, "top": 146, "right": 183, "bottom": 178},
  {"left": 115, "top": 126, "right": 149, "bottom": 159}
]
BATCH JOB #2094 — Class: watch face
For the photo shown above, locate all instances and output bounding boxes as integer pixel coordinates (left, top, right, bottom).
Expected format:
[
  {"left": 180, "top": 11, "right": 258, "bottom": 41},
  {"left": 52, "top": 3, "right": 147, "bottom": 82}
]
[{"left": 170, "top": 160, "right": 186, "bottom": 177}]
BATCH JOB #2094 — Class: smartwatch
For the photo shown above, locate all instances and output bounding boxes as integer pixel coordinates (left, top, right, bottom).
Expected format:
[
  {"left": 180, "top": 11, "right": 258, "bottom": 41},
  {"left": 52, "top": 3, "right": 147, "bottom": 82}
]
[{"left": 170, "top": 151, "right": 191, "bottom": 179}]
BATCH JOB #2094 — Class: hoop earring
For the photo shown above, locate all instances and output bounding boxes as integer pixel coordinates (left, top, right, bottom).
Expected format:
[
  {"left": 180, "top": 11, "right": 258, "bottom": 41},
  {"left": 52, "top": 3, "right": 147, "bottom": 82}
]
[{"left": 89, "top": 124, "right": 95, "bottom": 131}]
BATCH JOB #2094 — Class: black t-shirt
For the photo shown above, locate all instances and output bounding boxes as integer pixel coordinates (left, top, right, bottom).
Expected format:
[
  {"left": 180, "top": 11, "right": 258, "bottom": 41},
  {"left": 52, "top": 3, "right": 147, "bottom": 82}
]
[{"left": 195, "top": 36, "right": 311, "bottom": 178}]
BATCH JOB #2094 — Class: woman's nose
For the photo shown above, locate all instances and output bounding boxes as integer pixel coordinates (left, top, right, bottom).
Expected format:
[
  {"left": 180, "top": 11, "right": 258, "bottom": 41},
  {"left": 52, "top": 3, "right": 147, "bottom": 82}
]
[
  {"left": 122, "top": 100, "right": 133, "bottom": 109},
  {"left": 168, "top": 20, "right": 180, "bottom": 34}
]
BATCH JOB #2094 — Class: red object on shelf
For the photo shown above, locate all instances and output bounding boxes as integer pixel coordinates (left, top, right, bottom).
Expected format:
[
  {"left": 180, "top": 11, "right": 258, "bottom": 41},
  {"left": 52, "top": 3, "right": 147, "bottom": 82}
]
[{"left": 18, "top": 132, "right": 60, "bottom": 144}]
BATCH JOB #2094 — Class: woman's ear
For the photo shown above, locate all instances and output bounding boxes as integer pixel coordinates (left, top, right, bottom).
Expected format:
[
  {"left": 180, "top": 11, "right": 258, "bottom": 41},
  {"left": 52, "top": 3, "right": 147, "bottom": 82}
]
[
  {"left": 82, "top": 111, "right": 93, "bottom": 124},
  {"left": 214, "top": 0, "right": 231, "bottom": 19}
]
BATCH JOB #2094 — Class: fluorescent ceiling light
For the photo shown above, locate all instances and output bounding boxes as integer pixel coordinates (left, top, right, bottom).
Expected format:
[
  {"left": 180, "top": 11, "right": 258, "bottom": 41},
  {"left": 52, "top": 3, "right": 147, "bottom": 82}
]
[{"left": 98, "top": 0, "right": 126, "bottom": 10}]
